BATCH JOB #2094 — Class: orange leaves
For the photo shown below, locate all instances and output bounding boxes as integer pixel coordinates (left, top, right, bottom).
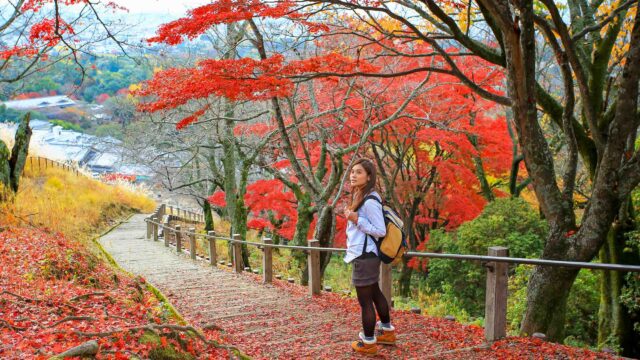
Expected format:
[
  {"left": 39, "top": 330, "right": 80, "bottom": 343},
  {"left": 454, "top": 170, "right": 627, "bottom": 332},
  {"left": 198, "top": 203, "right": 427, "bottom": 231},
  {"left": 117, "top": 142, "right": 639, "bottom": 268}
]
[
  {"left": 136, "top": 55, "right": 291, "bottom": 112},
  {"left": 282, "top": 52, "right": 380, "bottom": 75},
  {"left": 207, "top": 190, "right": 227, "bottom": 207},
  {"left": 29, "top": 18, "right": 75, "bottom": 46},
  {"left": 176, "top": 105, "right": 210, "bottom": 130},
  {"left": 0, "top": 17, "right": 74, "bottom": 60},
  {"left": 148, "top": 0, "right": 296, "bottom": 45},
  {"left": 2, "top": 0, "right": 120, "bottom": 61},
  {"left": 0, "top": 227, "right": 229, "bottom": 358},
  {"left": 136, "top": 53, "right": 380, "bottom": 129}
]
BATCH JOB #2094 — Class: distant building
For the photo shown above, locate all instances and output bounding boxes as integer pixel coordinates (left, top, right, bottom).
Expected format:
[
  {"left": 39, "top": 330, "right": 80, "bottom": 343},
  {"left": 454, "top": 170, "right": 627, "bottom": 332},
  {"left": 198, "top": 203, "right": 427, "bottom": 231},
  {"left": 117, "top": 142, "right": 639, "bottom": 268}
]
[
  {"left": 0, "top": 119, "right": 151, "bottom": 179},
  {"left": 2, "top": 96, "right": 76, "bottom": 111}
]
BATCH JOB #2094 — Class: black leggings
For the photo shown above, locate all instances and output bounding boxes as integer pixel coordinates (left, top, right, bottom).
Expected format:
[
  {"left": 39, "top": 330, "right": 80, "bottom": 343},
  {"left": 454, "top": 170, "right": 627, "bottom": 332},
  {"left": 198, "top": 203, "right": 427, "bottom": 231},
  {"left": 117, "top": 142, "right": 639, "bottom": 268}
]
[{"left": 355, "top": 282, "right": 390, "bottom": 338}]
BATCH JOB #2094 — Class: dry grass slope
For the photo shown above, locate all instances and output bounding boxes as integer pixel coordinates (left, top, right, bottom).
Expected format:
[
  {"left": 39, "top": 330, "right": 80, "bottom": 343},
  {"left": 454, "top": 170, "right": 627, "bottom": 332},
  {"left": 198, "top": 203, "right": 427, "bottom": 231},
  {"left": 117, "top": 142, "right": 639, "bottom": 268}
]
[{"left": 0, "top": 158, "right": 155, "bottom": 240}]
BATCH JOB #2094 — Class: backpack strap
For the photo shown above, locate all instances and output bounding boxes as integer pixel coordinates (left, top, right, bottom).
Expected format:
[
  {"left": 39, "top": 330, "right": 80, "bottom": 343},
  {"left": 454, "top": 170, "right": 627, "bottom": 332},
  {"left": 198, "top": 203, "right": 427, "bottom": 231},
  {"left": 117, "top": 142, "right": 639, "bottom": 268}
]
[
  {"left": 363, "top": 194, "right": 382, "bottom": 205},
  {"left": 360, "top": 194, "right": 383, "bottom": 256}
]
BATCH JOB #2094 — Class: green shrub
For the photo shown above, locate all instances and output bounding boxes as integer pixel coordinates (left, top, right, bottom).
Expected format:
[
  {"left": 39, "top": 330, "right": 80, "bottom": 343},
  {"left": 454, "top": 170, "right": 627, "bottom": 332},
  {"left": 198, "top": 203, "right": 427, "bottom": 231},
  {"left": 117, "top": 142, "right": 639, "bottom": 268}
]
[
  {"left": 426, "top": 197, "right": 547, "bottom": 316},
  {"left": 424, "top": 197, "right": 602, "bottom": 346},
  {"left": 621, "top": 230, "right": 640, "bottom": 334},
  {"left": 50, "top": 119, "right": 83, "bottom": 132}
]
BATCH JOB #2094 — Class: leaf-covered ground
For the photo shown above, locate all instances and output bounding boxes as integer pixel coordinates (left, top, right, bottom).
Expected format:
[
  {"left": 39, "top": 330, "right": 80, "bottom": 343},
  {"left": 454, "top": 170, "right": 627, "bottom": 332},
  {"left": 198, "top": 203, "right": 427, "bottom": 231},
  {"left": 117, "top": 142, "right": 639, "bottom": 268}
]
[
  {"left": 0, "top": 227, "right": 232, "bottom": 359},
  {"left": 2, "top": 219, "right": 621, "bottom": 359},
  {"left": 98, "top": 215, "right": 619, "bottom": 360}
]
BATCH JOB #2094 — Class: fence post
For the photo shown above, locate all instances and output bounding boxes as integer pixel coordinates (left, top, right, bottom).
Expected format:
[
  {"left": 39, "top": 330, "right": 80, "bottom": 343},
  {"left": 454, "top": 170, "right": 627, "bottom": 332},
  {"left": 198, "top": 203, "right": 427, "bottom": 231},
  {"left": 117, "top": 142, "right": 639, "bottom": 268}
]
[
  {"left": 152, "top": 217, "right": 159, "bottom": 242},
  {"left": 146, "top": 218, "right": 152, "bottom": 239},
  {"left": 189, "top": 228, "right": 197, "bottom": 260},
  {"left": 308, "top": 239, "right": 321, "bottom": 296},
  {"left": 163, "top": 220, "right": 170, "bottom": 247},
  {"left": 208, "top": 231, "right": 217, "bottom": 266},
  {"left": 485, "top": 246, "right": 509, "bottom": 342},
  {"left": 232, "top": 234, "right": 243, "bottom": 273},
  {"left": 169, "top": 206, "right": 174, "bottom": 217},
  {"left": 175, "top": 225, "right": 182, "bottom": 253},
  {"left": 380, "top": 263, "right": 393, "bottom": 308},
  {"left": 263, "top": 237, "right": 273, "bottom": 284}
]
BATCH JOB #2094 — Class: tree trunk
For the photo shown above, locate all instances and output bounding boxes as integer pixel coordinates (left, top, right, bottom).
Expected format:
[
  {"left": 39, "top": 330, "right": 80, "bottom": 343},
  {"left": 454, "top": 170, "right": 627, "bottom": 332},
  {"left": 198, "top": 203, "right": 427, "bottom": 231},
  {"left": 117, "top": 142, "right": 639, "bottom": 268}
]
[
  {"left": 222, "top": 117, "right": 237, "bottom": 234},
  {"left": 1, "top": 113, "right": 32, "bottom": 201},
  {"left": 315, "top": 204, "right": 335, "bottom": 279},
  {"left": 8, "top": 113, "right": 32, "bottom": 193},
  {"left": 292, "top": 193, "right": 314, "bottom": 285},
  {"left": 0, "top": 141, "right": 10, "bottom": 201},
  {"left": 202, "top": 199, "right": 214, "bottom": 232},
  {"left": 467, "top": 128, "right": 495, "bottom": 201},
  {"left": 520, "top": 259, "right": 580, "bottom": 340},
  {"left": 598, "top": 199, "right": 639, "bottom": 357},
  {"left": 399, "top": 257, "right": 413, "bottom": 297},
  {"left": 399, "top": 214, "right": 418, "bottom": 297},
  {"left": 235, "top": 164, "right": 251, "bottom": 269}
]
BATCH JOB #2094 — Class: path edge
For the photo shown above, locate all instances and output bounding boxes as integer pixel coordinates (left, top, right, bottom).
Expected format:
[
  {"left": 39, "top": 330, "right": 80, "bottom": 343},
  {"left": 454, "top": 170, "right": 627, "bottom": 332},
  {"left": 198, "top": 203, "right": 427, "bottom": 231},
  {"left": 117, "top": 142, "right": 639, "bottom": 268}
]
[{"left": 92, "top": 212, "right": 252, "bottom": 360}]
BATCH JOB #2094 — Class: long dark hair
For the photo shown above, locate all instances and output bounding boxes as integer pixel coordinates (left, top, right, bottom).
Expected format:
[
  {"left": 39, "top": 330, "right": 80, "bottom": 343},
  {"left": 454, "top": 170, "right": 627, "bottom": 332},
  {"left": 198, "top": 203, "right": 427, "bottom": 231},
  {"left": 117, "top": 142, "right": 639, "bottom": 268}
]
[{"left": 348, "top": 158, "right": 377, "bottom": 211}]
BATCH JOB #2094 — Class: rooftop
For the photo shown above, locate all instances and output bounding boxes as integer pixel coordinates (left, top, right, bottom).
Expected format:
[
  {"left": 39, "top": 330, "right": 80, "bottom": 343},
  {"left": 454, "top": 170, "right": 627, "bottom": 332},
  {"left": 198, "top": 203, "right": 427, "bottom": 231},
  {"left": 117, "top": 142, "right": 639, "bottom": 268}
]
[{"left": 3, "top": 96, "right": 76, "bottom": 110}]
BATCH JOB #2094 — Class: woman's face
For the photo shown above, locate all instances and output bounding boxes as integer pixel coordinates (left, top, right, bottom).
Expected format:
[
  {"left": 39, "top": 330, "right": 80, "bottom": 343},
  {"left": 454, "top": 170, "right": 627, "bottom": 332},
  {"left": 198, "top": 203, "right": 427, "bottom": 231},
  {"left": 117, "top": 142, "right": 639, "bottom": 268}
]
[{"left": 350, "top": 164, "right": 370, "bottom": 188}]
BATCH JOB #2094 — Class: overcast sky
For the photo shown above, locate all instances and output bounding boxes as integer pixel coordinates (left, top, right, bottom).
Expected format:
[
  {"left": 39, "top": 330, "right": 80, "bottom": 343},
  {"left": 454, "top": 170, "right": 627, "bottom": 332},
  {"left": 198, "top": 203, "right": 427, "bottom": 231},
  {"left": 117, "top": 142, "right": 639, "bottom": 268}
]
[{"left": 110, "top": 0, "right": 210, "bottom": 15}]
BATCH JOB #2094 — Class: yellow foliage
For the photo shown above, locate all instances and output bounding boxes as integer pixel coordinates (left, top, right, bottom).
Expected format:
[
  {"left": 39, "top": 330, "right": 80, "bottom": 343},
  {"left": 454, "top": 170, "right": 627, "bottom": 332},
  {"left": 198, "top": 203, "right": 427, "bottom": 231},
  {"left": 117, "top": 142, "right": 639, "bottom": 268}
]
[
  {"left": 376, "top": 17, "right": 405, "bottom": 33},
  {"left": 0, "top": 159, "right": 155, "bottom": 242},
  {"left": 45, "top": 176, "right": 64, "bottom": 191}
]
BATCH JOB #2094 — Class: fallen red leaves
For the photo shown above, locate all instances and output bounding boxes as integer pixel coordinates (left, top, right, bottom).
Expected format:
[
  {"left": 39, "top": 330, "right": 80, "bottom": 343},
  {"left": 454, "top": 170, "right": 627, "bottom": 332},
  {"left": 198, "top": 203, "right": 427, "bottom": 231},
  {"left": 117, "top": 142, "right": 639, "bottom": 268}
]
[
  {"left": 0, "top": 227, "right": 230, "bottom": 359},
  {"left": 203, "top": 272, "right": 618, "bottom": 359}
]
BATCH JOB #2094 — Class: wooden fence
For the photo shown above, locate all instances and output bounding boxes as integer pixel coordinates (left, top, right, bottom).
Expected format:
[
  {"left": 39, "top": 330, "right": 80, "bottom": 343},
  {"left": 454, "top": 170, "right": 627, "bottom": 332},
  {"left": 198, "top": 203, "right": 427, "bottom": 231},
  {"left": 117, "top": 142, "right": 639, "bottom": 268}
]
[
  {"left": 27, "top": 156, "right": 84, "bottom": 177},
  {"left": 145, "top": 204, "right": 640, "bottom": 343}
]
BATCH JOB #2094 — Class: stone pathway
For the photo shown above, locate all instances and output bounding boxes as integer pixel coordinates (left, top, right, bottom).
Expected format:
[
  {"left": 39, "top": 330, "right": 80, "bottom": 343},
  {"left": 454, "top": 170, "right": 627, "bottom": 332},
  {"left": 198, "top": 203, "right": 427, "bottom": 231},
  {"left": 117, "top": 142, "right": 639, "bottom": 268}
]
[{"left": 97, "top": 214, "right": 489, "bottom": 359}]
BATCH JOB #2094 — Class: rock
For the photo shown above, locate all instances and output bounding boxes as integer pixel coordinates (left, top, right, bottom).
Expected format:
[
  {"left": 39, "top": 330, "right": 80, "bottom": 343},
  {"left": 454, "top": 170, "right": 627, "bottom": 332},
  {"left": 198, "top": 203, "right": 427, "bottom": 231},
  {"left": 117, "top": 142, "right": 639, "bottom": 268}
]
[{"left": 532, "top": 332, "right": 546, "bottom": 341}]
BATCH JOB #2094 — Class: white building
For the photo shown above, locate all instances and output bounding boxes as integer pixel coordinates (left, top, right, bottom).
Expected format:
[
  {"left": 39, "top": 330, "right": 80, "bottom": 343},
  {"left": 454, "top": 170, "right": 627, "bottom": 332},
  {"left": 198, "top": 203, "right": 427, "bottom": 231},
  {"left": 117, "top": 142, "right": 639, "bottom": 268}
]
[
  {"left": 2, "top": 96, "right": 76, "bottom": 111},
  {"left": 0, "top": 119, "right": 151, "bottom": 179}
]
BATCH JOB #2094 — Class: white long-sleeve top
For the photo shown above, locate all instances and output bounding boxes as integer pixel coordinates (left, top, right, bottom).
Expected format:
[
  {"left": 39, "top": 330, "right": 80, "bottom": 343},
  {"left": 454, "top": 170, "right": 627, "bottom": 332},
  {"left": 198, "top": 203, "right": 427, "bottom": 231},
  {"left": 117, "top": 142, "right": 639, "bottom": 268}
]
[{"left": 344, "top": 191, "right": 387, "bottom": 263}]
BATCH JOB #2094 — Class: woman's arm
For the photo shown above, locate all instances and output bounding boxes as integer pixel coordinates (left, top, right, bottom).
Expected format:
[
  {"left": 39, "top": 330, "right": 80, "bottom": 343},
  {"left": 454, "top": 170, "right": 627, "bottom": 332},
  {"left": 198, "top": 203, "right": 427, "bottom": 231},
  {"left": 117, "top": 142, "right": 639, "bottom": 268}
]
[{"left": 356, "top": 198, "right": 386, "bottom": 238}]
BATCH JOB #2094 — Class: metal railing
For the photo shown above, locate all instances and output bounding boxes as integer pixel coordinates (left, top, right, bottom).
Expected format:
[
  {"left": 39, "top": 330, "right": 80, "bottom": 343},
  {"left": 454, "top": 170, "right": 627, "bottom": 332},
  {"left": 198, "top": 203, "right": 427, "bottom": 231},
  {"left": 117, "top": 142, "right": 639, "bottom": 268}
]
[{"left": 144, "top": 204, "right": 640, "bottom": 343}]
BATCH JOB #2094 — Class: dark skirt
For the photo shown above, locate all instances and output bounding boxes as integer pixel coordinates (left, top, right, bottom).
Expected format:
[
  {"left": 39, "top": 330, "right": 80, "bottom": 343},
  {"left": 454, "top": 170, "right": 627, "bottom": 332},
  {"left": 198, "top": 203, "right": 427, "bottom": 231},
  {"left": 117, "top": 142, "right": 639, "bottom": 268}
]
[{"left": 352, "top": 254, "right": 381, "bottom": 287}]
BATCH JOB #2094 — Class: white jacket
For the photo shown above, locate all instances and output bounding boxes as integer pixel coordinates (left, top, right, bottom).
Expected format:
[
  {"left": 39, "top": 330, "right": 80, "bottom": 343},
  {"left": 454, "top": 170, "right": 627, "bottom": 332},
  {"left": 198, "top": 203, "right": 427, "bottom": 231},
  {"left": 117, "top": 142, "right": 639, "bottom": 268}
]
[{"left": 344, "top": 191, "right": 387, "bottom": 263}]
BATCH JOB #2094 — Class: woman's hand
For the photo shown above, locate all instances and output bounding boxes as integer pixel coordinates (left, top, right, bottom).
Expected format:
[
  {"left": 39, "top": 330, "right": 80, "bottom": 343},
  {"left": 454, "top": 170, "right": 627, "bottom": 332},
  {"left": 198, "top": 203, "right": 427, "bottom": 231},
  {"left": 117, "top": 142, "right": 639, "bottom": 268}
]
[{"left": 344, "top": 209, "right": 358, "bottom": 223}]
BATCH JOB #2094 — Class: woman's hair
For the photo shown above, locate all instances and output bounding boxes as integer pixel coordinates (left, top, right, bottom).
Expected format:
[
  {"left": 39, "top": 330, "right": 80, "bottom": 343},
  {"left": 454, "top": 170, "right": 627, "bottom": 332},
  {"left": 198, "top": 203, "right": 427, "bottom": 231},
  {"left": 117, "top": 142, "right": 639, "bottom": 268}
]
[{"left": 348, "top": 158, "right": 377, "bottom": 211}]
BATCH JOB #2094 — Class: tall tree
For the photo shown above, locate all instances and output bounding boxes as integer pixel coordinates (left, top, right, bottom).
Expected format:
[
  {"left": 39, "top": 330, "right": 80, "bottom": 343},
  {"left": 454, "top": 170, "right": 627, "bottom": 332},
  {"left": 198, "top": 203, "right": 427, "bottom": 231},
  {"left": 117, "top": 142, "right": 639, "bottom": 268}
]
[{"left": 138, "top": 1, "right": 640, "bottom": 351}]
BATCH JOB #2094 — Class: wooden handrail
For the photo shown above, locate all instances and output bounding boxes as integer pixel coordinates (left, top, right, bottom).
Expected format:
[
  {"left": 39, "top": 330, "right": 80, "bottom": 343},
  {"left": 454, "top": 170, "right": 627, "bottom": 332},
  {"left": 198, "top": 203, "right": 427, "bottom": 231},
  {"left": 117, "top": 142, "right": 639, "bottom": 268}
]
[{"left": 145, "top": 208, "right": 640, "bottom": 343}]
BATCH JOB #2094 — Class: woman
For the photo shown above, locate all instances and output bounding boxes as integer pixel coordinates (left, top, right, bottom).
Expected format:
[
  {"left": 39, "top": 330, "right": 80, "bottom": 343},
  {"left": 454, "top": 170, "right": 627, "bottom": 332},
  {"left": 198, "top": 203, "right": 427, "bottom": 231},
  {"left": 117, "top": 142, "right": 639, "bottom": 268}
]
[{"left": 343, "top": 158, "right": 396, "bottom": 355}]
